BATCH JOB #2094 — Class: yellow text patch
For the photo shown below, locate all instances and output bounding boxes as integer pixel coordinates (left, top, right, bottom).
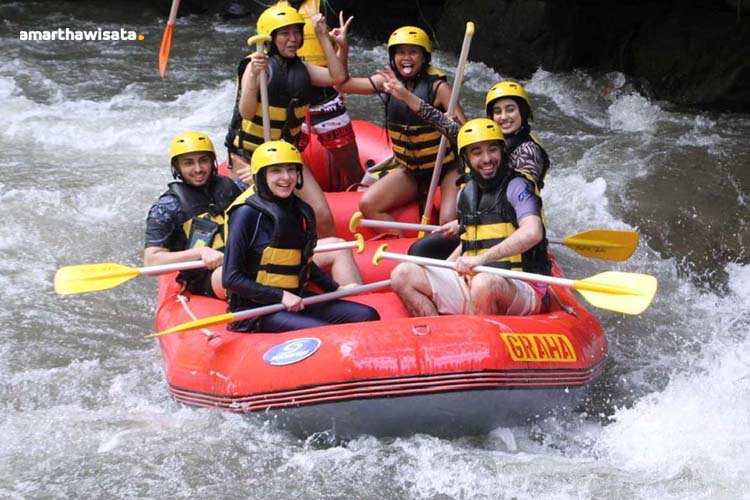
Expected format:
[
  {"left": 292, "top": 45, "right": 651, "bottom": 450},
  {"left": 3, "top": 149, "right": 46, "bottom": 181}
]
[{"left": 500, "top": 333, "right": 577, "bottom": 363}]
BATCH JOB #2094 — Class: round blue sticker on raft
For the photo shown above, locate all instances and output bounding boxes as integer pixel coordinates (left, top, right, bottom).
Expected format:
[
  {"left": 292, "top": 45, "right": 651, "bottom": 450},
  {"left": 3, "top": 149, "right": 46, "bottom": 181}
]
[{"left": 263, "top": 337, "right": 322, "bottom": 366}]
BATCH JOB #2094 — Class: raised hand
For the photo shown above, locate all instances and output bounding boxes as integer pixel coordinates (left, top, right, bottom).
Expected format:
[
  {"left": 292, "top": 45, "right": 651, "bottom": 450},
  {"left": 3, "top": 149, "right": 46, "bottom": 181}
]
[
  {"left": 311, "top": 13, "right": 330, "bottom": 39},
  {"left": 380, "top": 67, "right": 410, "bottom": 100},
  {"left": 329, "top": 11, "right": 353, "bottom": 49}
]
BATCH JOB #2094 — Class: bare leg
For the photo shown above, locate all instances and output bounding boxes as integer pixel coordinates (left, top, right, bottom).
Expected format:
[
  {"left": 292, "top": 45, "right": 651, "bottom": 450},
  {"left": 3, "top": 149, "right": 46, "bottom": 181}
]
[
  {"left": 313, "top": 236, "right": 363, "bottom": 285},
  {"left": 211, "top": 267, "right": 226, "bottom": 300},
  {"left": 391, "top": 262, "right": 438, "bottom": 317},
  {"left": 468, "top": 273, "right": 515, "bottom": 315},
  {"left": 328, "top": 141, "right": 363, "bottom": 190},
  {"left": 438, "top": 169, "right": 460, "bottom": 224},
  {"left": 297, "top": 166, "right": 337, "bottom": 238},
  {"left": 358, "top": 168, "right": 418, "bottom": 236}
]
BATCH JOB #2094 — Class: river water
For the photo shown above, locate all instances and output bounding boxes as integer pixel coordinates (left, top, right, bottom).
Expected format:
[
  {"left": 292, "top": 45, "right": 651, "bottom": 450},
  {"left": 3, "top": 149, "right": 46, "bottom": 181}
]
[{"left": 2, "top": 2, "right": 749, "bottom": 499}]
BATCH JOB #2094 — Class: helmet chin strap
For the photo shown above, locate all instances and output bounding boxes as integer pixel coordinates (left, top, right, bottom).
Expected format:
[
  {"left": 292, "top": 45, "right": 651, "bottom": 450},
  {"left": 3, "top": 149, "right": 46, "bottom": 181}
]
[
  {"left": 171, "top": 160, "right": 181, "bottom": 180},
  {"left": 295, "top": 164, "right": 304, "bottom": 190}
]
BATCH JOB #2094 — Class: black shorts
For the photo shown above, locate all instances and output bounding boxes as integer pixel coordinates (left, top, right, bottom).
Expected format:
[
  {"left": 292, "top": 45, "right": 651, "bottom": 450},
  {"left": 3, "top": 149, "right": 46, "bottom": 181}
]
[
  {"left": 405, "top": 158, "right": 460, "bottom": 189},
  {"left": 179, "top": 269, "right": 218, "bottom": 299}
]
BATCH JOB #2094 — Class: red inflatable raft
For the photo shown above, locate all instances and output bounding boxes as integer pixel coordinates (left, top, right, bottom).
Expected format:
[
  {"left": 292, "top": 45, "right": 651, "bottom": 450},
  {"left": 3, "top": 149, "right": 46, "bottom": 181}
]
[{"left": 153, "top": 121, "right": 607, "bottom": 438}]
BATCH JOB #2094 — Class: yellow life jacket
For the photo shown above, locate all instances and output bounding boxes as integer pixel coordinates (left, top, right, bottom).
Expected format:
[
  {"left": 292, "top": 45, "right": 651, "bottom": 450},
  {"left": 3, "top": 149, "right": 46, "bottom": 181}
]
[
  {"left": 226, "top": 55, "right": 311, "bottom": 158},
  {"left": 166, "top": 175, "right": 242, "bottom": 251},
  {"left": 457, "top": 173, "right": 550, "bottom": 275},
  {"left": 386, "top": 66, "right": 456, "bottom": 171},
  {"left": 227, "top": 192, "right": 317, "bottom": 297},
  {"left": 222, "top": 184, "right": 254, "bottom": 245}
]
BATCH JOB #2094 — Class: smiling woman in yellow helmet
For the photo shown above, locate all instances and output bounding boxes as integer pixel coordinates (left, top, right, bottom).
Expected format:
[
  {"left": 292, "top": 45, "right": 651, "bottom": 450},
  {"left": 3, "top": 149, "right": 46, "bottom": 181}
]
[
  {"left": 337, "top": 25, "right": 467, "bottom": 236},
  {"left": 224, "top": 4, "right": 349, "bottom": 238},
  {"left": 484, "top": 80, "right": 549, "bottom": 186},
  {"left": 144, "top": 131, "right": 243, "bottom": 300},
  {"left": 222, "top": 140, "right": 380, "bottom": 333}
]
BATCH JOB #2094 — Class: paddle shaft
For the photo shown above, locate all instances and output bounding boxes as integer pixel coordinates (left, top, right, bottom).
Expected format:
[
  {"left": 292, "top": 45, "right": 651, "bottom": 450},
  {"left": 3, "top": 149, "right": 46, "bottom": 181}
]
[
  {"left": 358, "top": 218, "right": 571, "bottom": 242},
  {"left": 375, "top": 248, "right": 654, "bottom": 304},
  {"left": 358, "top": 218, "right": 582, "bottom": 244},
  {"left": 140, "top": 260, "right": 206, "bottom": 277},
  {"left": 167, "top": 0, "right": 180, "bottom": 25},
  {"left": 354, "top": 217, "right": 634, "bottom": 259},
  {"left": 138, "top": 240, "right": 362, "bottom": 277},
  {"left": 378, "top": 249, "right": 575, "bottom": 288},
  {"left": 231, "top": 279, "right": 391, "bottom": 322},
  {"left": 421, "top": 22, "right": 474, "bottom": 226},
  {"left": 254, "top": 40, "right": 271, "bottom": 142},
  {"left": 147, "top": 279, "right": 392, "bottom": 337},
  {"left": 360, "top": 218, "right": 441, "bottom": 233}
]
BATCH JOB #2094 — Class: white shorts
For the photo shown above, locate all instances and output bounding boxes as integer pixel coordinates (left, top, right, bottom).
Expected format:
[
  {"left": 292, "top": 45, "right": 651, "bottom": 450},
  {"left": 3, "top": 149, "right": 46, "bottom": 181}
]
[
  {"left": 424, "top": 267, "right": 545, "bottom": 316},
  {"left": 423, "top": 266, "right": 471, "bottom": 315}
]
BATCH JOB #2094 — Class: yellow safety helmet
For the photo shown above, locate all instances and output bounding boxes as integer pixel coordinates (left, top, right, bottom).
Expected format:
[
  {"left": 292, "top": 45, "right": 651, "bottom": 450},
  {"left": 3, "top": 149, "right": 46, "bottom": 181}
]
[
  {"left": 257, "top": 5, "right": 306, "bottom": 38},
  {"left": 169, "top": 131, "right": 216, "bottom": 161},
  {"left": 485, "top": 80, "right": 533, "bottom": 121},
  {"left": 457, "top": 118, "right": 505, "bottom": 154},
  {"left": 387, "top": 26, "right": 432, "bottom": 74},
  {"left": 250, "top": 140, "right": 303, "bottom": 175},
  {"left": 387, "top": 26, "right": 432, "bottom": 53},
  {"left": 169, "top": 131, "right": 217, "bottom": 179}
]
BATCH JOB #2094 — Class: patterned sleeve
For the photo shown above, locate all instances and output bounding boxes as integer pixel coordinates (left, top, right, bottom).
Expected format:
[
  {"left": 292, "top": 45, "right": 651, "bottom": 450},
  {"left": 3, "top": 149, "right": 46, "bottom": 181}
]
[
  {"left": 509, "top": 142, "right": 546, "bottom": 184},
  {"left": 144, "top": 194, "right": 182, "bottom": 249},
  {"left": 416, "top": 100, "right": 460, "bottom": 145}
]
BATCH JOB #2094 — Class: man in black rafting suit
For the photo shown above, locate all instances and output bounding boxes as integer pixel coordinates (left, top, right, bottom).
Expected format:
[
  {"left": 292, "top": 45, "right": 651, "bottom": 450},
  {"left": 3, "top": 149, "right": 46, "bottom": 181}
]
[{"left": 144, "top": 131, "right": 243, "bottom": 299}]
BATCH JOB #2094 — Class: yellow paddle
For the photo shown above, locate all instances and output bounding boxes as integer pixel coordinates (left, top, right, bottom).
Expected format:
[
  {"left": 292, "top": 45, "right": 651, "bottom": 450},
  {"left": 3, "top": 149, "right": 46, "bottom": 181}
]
[
  {"left": 54, "top": 234, "right": 365, "bottom": 295},
  {"left": 372, "top": 244, "right": 657, "bottom": 315},
  {"left": 145, "top": 279, "right": 392, "bottom": 338},
  {"left": 55, "top": 260, "right": 204, "bottom": 296},
  {"left": 350, "top": 211, "right": 639, "bottom": 261},
  {"left": 158, "top": 0, "right": 181, "bottom": 77},
  {"left": 420, "top": 21, "right": 474, "bottom": 234},
  {"left": 548, "top": 229, "right": 639, "bottom": 262}
]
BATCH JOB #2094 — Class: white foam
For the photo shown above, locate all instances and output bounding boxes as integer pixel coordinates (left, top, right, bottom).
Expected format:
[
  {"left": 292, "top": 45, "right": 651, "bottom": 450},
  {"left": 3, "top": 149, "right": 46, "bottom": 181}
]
[
  {"left": 607, "top": 93, "right": 662, "bottom": 132},
  {"left": 676, "top": 115, "right": 724, "bottom": 152},
  {"left": 526, "top": 69, "right": 608, "bottom": 128},
  {"left": 594, "top": 260, "right": 750, "bottom": 493},
  {"left": 0, "top": 76, "right": 235, "bottom": 156}
]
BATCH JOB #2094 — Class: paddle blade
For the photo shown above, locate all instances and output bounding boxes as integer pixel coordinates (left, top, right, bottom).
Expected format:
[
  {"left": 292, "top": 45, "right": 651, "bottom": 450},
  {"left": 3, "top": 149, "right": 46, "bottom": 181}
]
[
  {"left": 562, "top": 230, "right": 639, "bottom": 261},
  {"left": 146, "top": 312, "right": 236, "bottom": 339},
  {"left": 54, "top": 263, "right": 140, "bottom": 295},
  {"left": 574, "top": 271, "right": 657, "bottom": 315},
  {"left": 158, "top": 22, "right": 175, "bottom": 78}
]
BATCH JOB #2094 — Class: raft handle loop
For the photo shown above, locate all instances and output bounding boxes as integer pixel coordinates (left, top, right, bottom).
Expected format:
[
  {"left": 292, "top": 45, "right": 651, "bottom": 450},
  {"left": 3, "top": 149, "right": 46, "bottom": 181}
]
[{"left": 412, "top": 324, "right": 431, "bottom": 336}]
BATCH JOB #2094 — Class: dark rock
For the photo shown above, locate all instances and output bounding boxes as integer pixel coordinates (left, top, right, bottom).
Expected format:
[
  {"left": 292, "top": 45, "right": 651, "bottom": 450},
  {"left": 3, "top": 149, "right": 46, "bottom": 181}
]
[
  {"left": 347, "top": 0, "right": 750, "bottom": 112},
  {"left": 148, "top": 0, "right": 750, "bottom": 111}
]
